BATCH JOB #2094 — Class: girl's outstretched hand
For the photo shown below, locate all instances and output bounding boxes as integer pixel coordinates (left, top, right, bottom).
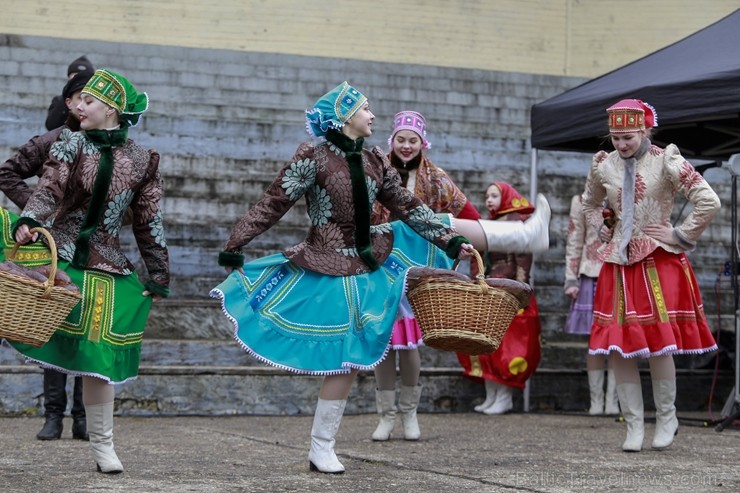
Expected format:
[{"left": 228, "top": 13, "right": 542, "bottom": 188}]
[{"left": 457, "top": 243, "right": 475, "bottom": 260}]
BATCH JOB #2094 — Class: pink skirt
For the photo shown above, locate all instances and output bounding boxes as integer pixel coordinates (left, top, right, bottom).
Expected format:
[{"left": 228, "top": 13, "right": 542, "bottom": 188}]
[
  {"left": 389, "top": 296, "right": 423, "bottom": 350},
  {"left": 589, "top": 248, "right": 717, "bottom": 358}
]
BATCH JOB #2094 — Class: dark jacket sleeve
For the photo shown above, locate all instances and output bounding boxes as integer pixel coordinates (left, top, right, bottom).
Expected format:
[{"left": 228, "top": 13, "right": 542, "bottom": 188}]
[
  {"left": 45, "top": 96, "right": 69, "bottom": 131},
  {"left": 0, "top": 127, "right": 63, "bottom": 209},
  {"left": 221, "top": 142, "right": 314, "bottom": 259}
]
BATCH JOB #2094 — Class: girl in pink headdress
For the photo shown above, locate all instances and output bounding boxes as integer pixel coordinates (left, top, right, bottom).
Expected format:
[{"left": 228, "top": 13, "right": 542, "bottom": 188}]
[
  {"left": 456, "top": 181, "right": 542, "bottom": 415},
  {"left": 582, "top": 99, "right": 720, "bottom": 452},
  {"left": 369, "top": 110, "right": 482, "bottom": 442}
]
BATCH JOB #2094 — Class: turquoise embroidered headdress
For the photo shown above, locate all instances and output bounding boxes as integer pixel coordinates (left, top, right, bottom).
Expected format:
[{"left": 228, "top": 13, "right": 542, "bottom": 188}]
[
  {"left": 305, "top": 81, "right": 367, "bottom": 138},
  {"left": 82, "top": 69, "right": 149, "bottom": 127}
]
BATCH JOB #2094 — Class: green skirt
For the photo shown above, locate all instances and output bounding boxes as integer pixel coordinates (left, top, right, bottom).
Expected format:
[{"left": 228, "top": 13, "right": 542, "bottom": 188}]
[{"left": 7, "top": 260, "right": 153, "bottom": 384}]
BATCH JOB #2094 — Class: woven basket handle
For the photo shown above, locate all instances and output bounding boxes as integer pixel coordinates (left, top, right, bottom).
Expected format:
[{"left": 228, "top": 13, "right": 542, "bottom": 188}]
[
  {"left": 8, "top": 227, "right": 58, "bottom": 299},
  {"left": 451, "top": 249, "right": 488, "bottom": 294}
]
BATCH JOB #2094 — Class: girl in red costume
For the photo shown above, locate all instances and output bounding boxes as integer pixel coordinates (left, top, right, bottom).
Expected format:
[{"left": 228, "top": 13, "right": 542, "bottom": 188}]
[
  {"left": 582, "top": 99, "right": 720, "bottom": 452},
  {"left": 457, "top": 182, "right": 542, "bottom": 414}
]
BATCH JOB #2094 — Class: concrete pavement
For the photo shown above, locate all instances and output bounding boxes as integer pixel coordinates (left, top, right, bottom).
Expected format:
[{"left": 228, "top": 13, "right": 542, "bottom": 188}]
[{"left": 1, "top": 411, "right": 738, "bottom": 493}]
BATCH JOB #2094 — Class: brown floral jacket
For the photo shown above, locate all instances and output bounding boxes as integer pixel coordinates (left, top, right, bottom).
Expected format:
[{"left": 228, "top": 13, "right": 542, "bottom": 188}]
[
  {"left": 18, "top": 129, "right": 169, "bottom": 292},
  {"left": 224, "top": 140, "right": 462, "bottom": 276},
  {"left": 371, "top": 155, "right": 468, "bottom": 224}
]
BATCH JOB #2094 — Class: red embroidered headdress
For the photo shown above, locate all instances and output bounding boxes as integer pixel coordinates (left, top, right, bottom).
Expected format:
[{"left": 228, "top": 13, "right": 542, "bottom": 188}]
[{"left": 607, "top": 99, "right": 658, "bottom": 134}]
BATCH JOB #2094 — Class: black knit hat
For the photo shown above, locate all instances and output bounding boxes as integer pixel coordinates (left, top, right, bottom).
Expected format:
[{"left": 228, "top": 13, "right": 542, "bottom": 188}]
[
  {"left": 62, "top": 69, "right": 94, "bottom": 99},
  {"left": 67, "top": 55, "right": 94, "bottom": 76}
]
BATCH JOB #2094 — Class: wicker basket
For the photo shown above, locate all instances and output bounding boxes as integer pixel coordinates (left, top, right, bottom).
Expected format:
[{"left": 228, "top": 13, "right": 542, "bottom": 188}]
[
  {"left": 407, "top": 249, "right": 532, "bottom": 355},
  {"left": 0, "top": 227, "right": 81, "bottom": 347}
]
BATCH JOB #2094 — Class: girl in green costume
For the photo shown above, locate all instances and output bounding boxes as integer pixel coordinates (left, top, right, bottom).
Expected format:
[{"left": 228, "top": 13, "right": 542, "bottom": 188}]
[{"left": 11, "top": 69, "right": 169, "bottom": 474}]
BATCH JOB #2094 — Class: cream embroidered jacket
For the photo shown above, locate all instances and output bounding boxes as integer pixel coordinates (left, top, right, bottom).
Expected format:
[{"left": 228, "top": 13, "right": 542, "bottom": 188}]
[
  {"left": 582, "top": 144, "right": 720, "bottom": 266},
  {"left": 564, "top": 194, "right": 603, "bottom": 289}
]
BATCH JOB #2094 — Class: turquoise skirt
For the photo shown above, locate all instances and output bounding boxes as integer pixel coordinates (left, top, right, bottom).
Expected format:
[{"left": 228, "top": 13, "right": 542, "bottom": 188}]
[{"left": 210, "top": 218, "right": 454, "bottom": 374}]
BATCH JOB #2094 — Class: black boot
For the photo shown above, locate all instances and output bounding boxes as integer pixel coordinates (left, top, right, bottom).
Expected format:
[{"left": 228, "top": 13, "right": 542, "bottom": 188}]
[
  {"left": 71, "top": 377, "right": 88, "bottom": 440},
  {"left": 37, "top": 415, "right": 64, "bottom": 440},
  {"left": 37, "top": 369, "right": 68, "bottom": 440}
]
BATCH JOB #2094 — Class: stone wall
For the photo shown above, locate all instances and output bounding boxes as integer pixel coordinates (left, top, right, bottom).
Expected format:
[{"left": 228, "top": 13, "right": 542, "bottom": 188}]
[{"left": 0, "top": 35, "right": 735, "bottom": 342}]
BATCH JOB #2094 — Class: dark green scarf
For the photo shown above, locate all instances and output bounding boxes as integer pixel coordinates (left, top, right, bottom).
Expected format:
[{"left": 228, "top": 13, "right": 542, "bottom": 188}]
[
  {"left": 72, "top": 127, "right": 128, "bottom": 267},
  {"left": 325, "top": 130, "right": 380, "bottom": 271}
]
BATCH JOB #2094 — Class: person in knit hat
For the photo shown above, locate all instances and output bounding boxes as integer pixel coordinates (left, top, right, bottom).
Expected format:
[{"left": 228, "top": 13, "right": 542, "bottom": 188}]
[
  {"left": 582, "top": 98, "right": 720, "bottom": 452},
  {"left": 67, "top": 55, "right": 94, "bottom": 77},
  {"left": 0, "top": 67, "right": 95, "bottom": 442},
  {"left": 10, "top": 68, "right": 168, "bottom": 474},
  {"left": 210, "top": 81, "right": 551, "bottom": 474},
  {"left": 369, "top": 110, "right": 481, "bottom": 442},
  {"left": 45, "top": 55, "right": 96, "bottom": 130}
]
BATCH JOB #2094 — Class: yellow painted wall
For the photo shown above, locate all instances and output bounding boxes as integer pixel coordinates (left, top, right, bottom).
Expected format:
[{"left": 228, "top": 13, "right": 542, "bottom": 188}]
[{"left": 0, "top": 0, "right": 736, "bottom": 77}]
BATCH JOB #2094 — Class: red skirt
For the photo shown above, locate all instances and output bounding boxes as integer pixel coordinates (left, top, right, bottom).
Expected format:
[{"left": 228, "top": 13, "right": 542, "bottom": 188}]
[
  {"left": 588, "top": 248, "right": 717, "bottom": 358},
  {"left": 457, "top": 295, "right": 541, "bottom": 389}
]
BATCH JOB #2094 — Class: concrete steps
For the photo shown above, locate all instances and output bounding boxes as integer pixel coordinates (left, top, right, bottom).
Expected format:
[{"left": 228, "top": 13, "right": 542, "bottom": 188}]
[{"left": 2, "top": 338, "right": 733, "bottom": 417}]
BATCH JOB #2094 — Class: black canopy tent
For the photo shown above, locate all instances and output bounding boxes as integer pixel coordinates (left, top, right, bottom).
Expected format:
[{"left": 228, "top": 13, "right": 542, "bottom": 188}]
[
  {"left": 529, "top": 9, "right": 740, "bottom": 427},
  {"left": 530, "top": 8, "right": 740, "bottom": 163}
]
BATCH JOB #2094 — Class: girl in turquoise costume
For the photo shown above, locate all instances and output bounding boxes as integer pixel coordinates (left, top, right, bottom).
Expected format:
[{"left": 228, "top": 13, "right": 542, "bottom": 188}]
[
  {"left": 211, "top": 81, "right": 550, "bottom": 474},
  {"left": 11, "top": 69, "right": 169, "bottom": 474}
]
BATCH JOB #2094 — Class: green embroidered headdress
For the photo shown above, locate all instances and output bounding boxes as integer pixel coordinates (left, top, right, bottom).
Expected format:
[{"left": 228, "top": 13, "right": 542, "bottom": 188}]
[
  {"left": 305, "top": 81, "right": 367, "bottom": 138},
  {"left": 82, "top": 69, "right": 149, "bottom": 127}
]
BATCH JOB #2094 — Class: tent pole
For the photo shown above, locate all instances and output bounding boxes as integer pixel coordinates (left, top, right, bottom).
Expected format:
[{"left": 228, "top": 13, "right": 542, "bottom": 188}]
[
  {"left": 530, "top": 148, "right": 538, "bottom": 203},
  {"left": 524, "top": 147, "right": 539, "bottom": 414}
]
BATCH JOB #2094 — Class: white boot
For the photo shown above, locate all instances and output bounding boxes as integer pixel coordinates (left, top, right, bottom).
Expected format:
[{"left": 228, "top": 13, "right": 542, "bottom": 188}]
[
  {"left": 474, "top": 379, "right": 498, "bottom": 413},
  {"left": 604, "top": 370, "right": 620, "bottom": 415},
  {"left": 587, "top": 370, "right": 605, "bottom": 415},
  {"left": 616, "top": 383, "right": 644, "bottom": 452},
  {"left": 478, "top": 193, "right": 550, "bottom": 253},
  {"left": 398, "top": 385, "right": 422, "bottom": 440},
  {"left": 86, "top": 402, "right": 123, "bottom": 474},
  {"left": 308, "top": 398, "right": 347, "bottom": 473},
  {"left": 371, "top": 389, "right": 397, "bottom": 441},
  {"left": 651, "top": 379, "right": 679, "bottom": 450},
  {"left": 483, "top": 383, "right": 513, "bottom": 415}
]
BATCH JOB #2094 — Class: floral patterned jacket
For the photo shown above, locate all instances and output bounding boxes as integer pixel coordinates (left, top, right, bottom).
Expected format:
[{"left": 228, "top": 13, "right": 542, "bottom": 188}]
[
  {"left": 371, "top": 155, "right": 473, "bottom": 224},
  {"left": 224, "top": 140, "right": 462, "bottom": 276},
  {"left": 564, "top": 194, "right": 602, "bottom": 289},
  {"left": 582, "top": 143, "right": 720, "bottom": 266},
  {"left": 18, "top": 129, "right": 169, "bottom": 292}
]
